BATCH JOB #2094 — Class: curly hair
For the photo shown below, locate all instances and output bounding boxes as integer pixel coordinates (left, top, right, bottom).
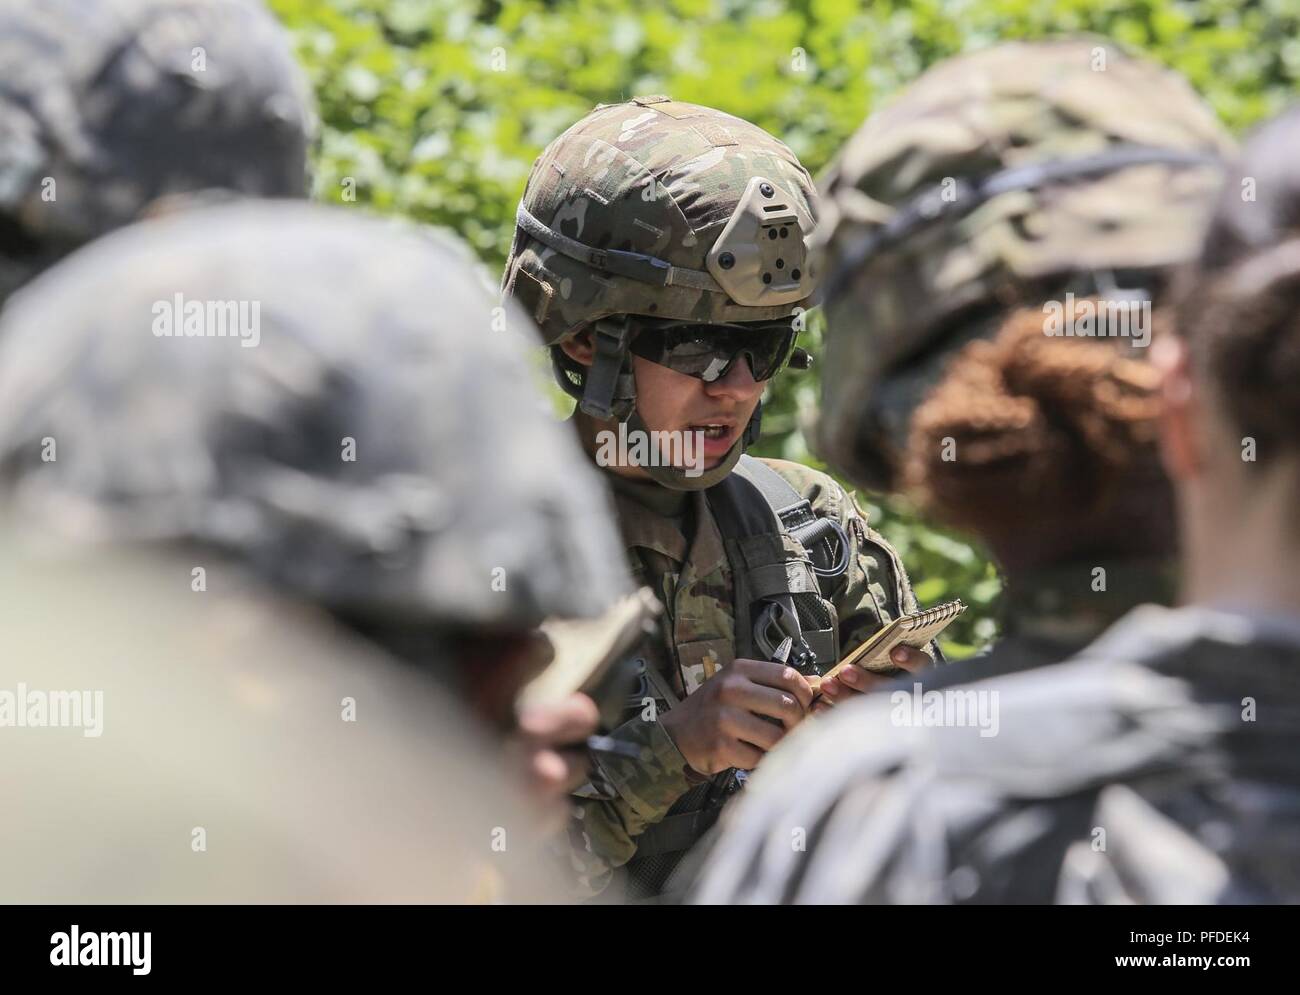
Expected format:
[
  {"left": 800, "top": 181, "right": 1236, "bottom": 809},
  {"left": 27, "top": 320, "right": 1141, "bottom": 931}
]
[{"left": 902, "top": 300, "right": 1173, "bottom": 566}]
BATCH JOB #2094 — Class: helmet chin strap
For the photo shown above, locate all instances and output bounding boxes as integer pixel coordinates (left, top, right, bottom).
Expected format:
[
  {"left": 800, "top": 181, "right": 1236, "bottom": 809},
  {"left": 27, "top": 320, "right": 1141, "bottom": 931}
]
[
  {"left": 625, "top": 403, "right": 761, "bottom": 492},
  {"left": 578, "top": 316, "right": 764, "bottom": 491}
]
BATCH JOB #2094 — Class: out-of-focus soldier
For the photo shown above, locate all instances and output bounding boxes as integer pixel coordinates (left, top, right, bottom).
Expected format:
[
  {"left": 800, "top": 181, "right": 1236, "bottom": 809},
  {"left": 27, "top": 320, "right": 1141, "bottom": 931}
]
[
  {"left": 0, "top": 200, "right": 634, "bottom": 902},
  {"left": 813, "top": 37, "right": 1232, "bottom": 682},
  {"left": 0, "top": 0, "right": 313, "bottom": 309},
  {"left": 692, "top": 42, "right": 1300, "bottom": 905}
]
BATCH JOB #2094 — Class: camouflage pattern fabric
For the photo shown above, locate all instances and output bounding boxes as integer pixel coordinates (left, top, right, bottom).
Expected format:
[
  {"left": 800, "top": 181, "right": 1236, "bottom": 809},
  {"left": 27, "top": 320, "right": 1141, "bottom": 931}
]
[
  {"left": 503, "top": 95, "right": 820, "bottom": 344},
  {"left": 813, "top": 38, "right": 1233, "bottom": 490},
  {"left": 560, "top": 458, "right": 923, "bottom": 899},
  {"left": 691, "top": 605, "right": 1300, "bottom": 903},
  {"left": 0, "top": 199, "right": 630, "bottom": 633},
  {"left": 0, "top": 0, "right": 314, "bottom": 307}
]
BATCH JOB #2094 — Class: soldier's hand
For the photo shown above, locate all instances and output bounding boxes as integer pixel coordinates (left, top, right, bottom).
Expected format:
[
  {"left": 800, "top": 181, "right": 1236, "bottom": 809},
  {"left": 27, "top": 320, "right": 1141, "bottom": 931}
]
[
  {"left": 812, "top": 644, "right": 930, "bottom": 714},
  {"left": 659, "top": 658, "right": 813, "bottom": 775},
  {"left": 512, "top": 693, "right": 600, "bottom": 806}
]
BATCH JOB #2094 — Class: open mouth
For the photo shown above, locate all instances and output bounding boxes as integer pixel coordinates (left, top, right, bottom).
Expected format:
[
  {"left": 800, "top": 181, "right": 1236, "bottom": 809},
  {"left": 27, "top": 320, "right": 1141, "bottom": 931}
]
[
  {"left": 696, "top": 424, "right": 732, "bottom": 440},
  {"left": 689, "top": 422, "right": 740, "bottom": 458}
]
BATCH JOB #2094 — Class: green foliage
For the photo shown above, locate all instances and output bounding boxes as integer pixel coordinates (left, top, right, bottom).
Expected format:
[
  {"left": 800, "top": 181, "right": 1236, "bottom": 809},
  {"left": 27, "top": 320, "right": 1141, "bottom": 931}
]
[{"left": 267, "top": 0, "right": 1298, "bottom": 656}]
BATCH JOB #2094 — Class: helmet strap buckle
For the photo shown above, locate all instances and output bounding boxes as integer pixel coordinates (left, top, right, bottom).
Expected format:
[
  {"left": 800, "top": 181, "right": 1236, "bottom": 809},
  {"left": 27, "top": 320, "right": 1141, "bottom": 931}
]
[
  {"left": 741, "top": 400, "right": 763, "bottom": 449},
  {"left": 579, "top": 316, "right": 636, "bottom": 421}
]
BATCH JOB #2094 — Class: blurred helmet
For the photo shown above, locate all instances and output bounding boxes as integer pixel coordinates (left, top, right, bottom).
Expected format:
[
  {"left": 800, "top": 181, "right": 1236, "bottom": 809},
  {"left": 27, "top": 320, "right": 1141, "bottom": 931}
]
[
  {"left": 503, "top": 96, "right": 820, "bottom": 487},
  {"left": 0, "top": 200, "right": 630, "bottom": 633},
  {"left": 0, "top": 0, "right": 314, "bottom": 306},
  {"left": 814, "top": 38, "right": 1234, "bottom": 490}
]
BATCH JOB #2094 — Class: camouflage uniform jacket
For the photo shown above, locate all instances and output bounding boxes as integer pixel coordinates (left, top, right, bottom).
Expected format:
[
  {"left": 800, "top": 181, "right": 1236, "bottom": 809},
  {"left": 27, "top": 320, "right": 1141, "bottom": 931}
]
[
  {"left": 691, "top": 603, "right": 1300, "bottom": 904},
  {"left": 562, "top": 457, "right": 922, "bottom": 898}
]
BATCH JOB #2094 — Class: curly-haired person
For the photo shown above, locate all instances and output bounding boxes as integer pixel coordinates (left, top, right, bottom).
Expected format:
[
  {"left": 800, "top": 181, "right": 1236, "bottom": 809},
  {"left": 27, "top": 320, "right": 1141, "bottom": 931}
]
[{"left": 693, "top": 45, "right": 1300, "bottom": 905}]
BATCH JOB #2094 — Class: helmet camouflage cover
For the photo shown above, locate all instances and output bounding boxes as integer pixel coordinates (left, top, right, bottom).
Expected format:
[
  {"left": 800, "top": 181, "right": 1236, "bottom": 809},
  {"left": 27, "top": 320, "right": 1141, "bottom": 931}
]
[
  {"left": 0, "top": 0, "right": 314, "bottom": 305},
  {"left": 814, "top": 38, "right": 1234, "bottom": 490},
  {"left": 0, "top": 200, "right": 630, "bottom": 632},
  {"left": 504, "top": 95, "right": 820, "bottom": 344}
]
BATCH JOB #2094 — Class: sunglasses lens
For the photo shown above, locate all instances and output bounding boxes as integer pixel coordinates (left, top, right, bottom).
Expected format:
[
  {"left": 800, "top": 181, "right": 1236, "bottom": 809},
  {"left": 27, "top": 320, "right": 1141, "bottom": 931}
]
[
  {"left": 630, "top": 321, "right": 796, "bottom": 383},
  {"left": 742, "top": 325, "right": 797, "bottom": 380},
  {"left": 666, "top": 329, "right": 735, "bottom": 381}
]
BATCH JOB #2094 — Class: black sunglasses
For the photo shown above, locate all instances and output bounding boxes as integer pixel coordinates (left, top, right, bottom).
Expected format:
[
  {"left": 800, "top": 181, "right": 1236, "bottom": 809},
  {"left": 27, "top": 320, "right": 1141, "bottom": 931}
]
[{"left": 627, "top": 318, "right": 799, "bottom": 383}]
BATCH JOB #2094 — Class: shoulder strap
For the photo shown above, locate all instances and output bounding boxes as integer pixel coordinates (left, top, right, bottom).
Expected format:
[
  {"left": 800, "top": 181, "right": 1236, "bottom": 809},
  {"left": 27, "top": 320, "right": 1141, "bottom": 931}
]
[
  {"left": 733, "top": 456, "right": 850, "bottom": 578},
  {"left": 732, "top": 454, "right": 805, "bottom": 518},
  {"left": 707, "top": 455, "right": 781, "bottom": 540},
  {"left": 706, "top": 464, "right": 784, "bottom": 662}
]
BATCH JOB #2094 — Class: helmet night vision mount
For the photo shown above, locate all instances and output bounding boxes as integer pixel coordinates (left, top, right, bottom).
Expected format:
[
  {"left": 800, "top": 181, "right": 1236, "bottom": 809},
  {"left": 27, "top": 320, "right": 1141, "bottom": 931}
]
[{"left": 707, "top": 176, "right": 813, "bottom": 307}]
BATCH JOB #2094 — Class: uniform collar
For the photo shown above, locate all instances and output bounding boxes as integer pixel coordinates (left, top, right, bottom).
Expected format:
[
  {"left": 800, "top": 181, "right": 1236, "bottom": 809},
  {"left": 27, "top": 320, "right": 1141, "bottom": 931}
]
[
  {"left": 604, "top": 470, "right": 728, "bottom": 580},
  {"left": 606, "top": 470, "right": 689, "bottom": 561},
  {"left": 606, "top": 470, "right": 689, "bottom": 518}
]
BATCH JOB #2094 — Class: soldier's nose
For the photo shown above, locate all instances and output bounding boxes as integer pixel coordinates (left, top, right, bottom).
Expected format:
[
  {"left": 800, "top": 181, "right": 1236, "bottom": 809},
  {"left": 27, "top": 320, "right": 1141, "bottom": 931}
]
[{"left": 706, "top": 356, "right": 763, "bottom": 401}]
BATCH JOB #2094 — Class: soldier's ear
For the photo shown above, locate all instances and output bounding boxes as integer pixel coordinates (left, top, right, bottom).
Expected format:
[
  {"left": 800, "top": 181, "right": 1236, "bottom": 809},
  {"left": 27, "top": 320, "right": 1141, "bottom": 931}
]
[
  {"left": 1152, "top": 334, "right": 1202, "bottom": 483},
  {"left": 559, "top": 329, "right": 595, "bottom": 367}
]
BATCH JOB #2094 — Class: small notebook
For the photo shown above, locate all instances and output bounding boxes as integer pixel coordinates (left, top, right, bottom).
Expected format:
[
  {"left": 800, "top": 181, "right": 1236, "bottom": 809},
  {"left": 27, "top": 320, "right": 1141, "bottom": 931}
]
[{"left": 812, "top": 599, "right": 967, "bottom": 685}]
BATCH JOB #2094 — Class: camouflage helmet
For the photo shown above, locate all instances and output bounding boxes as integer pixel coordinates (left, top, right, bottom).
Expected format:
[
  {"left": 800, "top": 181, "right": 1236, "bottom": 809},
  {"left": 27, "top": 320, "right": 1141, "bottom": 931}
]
[
  {"left": 814, "top": 39, "right": 1234, "bottom": 490},
  {"left": 0, "top": 200, "right": 631, "bottom": 633},
  {"left": 503, "top": 97, "right": 819, "bottom": 488},
  {"left": 0, "top": 0, "right": 314, "bottom": 307}
]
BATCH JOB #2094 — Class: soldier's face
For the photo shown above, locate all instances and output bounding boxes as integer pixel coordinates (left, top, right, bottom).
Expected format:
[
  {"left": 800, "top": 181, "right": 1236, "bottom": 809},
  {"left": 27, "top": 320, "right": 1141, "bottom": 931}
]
[
  {"left": 628, "top": 352, "right": 764, "bottom": 468},
  {"left": 561, "top": 327, "right": 766, "bottom": 479}
]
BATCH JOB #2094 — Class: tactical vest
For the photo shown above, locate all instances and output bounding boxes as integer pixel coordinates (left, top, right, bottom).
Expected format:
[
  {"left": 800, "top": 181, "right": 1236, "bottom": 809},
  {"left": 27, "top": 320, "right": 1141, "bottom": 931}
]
[{"left": 622, "top": 455, "right": 850, "bottom": 900}]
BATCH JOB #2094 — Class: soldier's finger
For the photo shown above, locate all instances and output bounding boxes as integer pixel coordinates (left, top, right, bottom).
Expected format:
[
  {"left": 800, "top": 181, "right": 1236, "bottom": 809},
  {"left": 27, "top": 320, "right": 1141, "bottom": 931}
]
[
  {"left": 836, "top": 666, "right": 890, "bottom": 693},
  {"left": 726, "top": 681, "right": 805, "bottom": 730},
  {"left": 727, "top": 742, "right": 767, "bottom": 771},
  {"left": 719, "top": 705, "right": 785, "bottom": 753},
  {"left": 529, "top": 747, "right": 589, "bottom": 798},
  {"left": 734, "top": 658, "right": 814, "bottom": 710},
  {"left": 721, "top": 737, "right": 768, "bottom": 772},
  {"left": 836, "top": 667, "right": 865, "bottom": 690},
  {"left": 818, "top": 675, "right": 843, "bottom": 700},
  {"left": 557, "top": 748, "right": 595, "bottom": 794},
  {"left": 517, "top": 693, "right": 600, "bottom": 747},
  {"left": 890, "top": 645, "right": 930, "bottom": 673}
]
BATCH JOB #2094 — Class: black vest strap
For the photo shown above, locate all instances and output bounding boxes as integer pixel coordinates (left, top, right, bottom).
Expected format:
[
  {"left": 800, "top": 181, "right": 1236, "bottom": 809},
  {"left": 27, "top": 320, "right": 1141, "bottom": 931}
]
[
  {"left": 706, "top": 461, "right": 794, "bottom": 661},
  {"left": 706, "top": 456, "right": 846, "bottom": 668}
]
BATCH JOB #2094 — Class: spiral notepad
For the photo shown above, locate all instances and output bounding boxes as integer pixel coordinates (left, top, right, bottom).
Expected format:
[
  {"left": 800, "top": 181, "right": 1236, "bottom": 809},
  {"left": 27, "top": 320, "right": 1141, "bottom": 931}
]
[{"left": 813, "top": 599, "right": 967, "bottom": 684}]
